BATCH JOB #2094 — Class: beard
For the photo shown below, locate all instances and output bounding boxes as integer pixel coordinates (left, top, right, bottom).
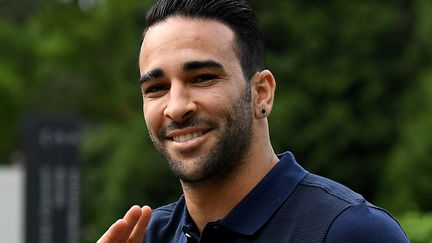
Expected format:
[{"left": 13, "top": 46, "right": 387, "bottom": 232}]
[{"left": 148, "top": 85, "right": 253, "bottom": 186}]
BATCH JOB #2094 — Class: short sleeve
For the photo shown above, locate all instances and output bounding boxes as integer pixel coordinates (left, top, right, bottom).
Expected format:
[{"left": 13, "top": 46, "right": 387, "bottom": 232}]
[{"left": 324, "top": 204, "right": 409, "bottom": 243}]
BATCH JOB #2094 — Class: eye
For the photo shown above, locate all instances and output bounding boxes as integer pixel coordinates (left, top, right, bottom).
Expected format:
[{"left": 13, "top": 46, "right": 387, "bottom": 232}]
[
  {"left": 192, "top": 74, "right": 219, "bottom": 83},
  {"left": 142, "top": 84, "right": 169, "bottom": 96}
]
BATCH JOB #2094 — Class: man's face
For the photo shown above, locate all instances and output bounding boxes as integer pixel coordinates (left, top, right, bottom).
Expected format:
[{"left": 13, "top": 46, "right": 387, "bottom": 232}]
[{"left": 139, "top": 17, "right": 254, "bottom": 184}]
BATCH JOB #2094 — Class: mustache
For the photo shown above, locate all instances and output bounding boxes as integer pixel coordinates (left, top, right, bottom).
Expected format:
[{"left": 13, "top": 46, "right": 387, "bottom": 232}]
[{"left": 158, "top": 117, "right": 219, "bottom": 138}]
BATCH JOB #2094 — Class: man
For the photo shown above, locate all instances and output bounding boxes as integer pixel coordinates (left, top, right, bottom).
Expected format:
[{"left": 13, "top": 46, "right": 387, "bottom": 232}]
[{"left": 98, "top": 0, "right": 409, "bottom": 242}]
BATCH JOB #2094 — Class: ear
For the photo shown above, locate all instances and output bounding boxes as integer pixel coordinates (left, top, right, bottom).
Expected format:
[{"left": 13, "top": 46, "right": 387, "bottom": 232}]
[{"left": 251, "top": 70, "right": 276, "bottom": 119}]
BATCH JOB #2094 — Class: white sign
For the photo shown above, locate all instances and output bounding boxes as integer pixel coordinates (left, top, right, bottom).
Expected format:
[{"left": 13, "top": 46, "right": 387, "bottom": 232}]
[{"left": 0, "top": 166, "right": 24, "bottom": 243}]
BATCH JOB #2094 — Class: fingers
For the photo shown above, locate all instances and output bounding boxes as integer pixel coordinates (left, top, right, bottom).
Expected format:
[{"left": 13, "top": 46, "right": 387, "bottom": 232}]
[
  {"left": 128, "top": 206, "right": 152, "bottom": 243},
  {"left": 97, "top": 205, "right": 144, "bottom": 243},
  {"left": 97, "top": 219, "right": 128, "bottom": 243},
  {"left": 118, "top": 205, "right": 143, "bottom": 241}
]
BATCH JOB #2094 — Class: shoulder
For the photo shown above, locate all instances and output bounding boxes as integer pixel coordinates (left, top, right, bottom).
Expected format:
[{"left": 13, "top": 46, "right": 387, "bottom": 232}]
[
  {"left": 325, "top": 204, "right": 409, "bottom": 242},
  {"left": 148, "top": 201, "right": 179, "bottom": 227},
  {"left": 144, "top": 197, "right": 186, "bottom": 242},
  {"left": 299, "top": 173, "right": 365, "bottom": 206},
  {"left": 297, "top": 174, "right": 409, "bottom": 242}
]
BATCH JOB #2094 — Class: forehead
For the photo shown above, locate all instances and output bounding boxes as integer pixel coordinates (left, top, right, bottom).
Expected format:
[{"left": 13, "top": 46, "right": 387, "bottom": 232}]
[{"left": 139, "top": 16, "right": 239, "bottom": 72}]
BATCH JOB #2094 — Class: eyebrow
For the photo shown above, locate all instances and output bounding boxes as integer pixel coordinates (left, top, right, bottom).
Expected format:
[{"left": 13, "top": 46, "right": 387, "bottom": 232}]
[
  {"left": 183, "top": 60, "right": 225, "bottom": 72},
  {"left": 139, "top": 60, "right": 225, "bottom": 84},
  {"left": 139, "top": 68, "right": 165, "bottom": 84}
]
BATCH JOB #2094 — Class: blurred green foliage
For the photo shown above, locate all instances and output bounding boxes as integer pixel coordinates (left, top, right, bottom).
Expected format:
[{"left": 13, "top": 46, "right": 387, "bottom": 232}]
[
  {"left": 1, "top": 0, "right": 431, "bottom": 242},
  {"left": 400, "top": 212, "right": 432, "bottom": 243}
]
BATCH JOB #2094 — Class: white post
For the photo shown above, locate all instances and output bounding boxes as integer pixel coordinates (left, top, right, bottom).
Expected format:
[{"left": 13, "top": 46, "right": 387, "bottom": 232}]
[{"left": 0, "top": 166, "right": 24, "bottom": 243}]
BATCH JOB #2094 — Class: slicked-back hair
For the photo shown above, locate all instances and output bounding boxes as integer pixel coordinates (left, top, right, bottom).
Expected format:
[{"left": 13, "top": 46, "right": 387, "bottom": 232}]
[{"left": 144, "top": 0, "right": 265, "bottom": 81}]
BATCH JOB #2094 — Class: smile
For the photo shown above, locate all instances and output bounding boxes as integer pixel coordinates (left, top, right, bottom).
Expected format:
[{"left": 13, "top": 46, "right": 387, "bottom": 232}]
[{"left": 173, "top": 131, "right": 203, "bottom": 143}]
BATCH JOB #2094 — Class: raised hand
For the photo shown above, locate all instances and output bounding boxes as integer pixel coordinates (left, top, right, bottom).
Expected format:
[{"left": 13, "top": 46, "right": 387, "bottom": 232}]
[{"left": 97, "top": 205, "right": 152, "bottom": 243}]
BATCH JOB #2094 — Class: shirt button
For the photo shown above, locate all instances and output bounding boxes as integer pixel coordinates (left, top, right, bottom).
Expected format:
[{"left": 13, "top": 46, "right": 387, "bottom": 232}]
[{"left": 213, "top": 225, "right": 220, "bottom": 230}]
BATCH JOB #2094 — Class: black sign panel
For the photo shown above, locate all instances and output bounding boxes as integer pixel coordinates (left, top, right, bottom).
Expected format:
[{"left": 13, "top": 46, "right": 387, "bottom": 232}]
[{"left": 23, "top": 114, "right": 80, "bottom": 243}]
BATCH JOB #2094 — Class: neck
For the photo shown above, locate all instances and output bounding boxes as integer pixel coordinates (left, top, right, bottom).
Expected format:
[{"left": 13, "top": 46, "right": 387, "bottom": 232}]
[{"left": 181, "top": 143, "right": 278, "bottom": 232}]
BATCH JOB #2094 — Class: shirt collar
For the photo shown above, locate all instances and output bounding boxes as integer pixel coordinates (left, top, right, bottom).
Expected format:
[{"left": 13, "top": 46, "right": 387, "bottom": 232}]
[
  {"left": 181, "top": 151, "right": 309, "bottom": 238},
  {"left": 218, "top": 151, "right": 308, "bottom": 235},
  {"left": 182, "top": 204, "right": 200, "bottom": 242}
]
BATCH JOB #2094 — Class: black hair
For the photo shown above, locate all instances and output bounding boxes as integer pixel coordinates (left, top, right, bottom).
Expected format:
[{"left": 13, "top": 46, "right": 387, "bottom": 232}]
[{"left": 144, "top": 0, "right": 265, "bottom": 81}]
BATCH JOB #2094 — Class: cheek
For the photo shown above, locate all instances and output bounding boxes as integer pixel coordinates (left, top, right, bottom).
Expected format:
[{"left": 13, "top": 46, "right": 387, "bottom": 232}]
[
  {"left": 212, "top": 96, "right": 227, "bottom": 111},
  {"left": 143, "top": 102, "right": 164, "bottom": 132},
  {"left": 195, "top": 91, "right": 225, "bottom": 113},
  {"left": 206, "top": 89, "right": 238, "bottom": 111}
]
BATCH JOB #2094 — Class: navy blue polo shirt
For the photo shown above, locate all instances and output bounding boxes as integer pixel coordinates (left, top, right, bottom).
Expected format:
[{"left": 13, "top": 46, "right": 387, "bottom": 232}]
[{"left": 143, "top": 152, "right": 409, "bottom": 242}]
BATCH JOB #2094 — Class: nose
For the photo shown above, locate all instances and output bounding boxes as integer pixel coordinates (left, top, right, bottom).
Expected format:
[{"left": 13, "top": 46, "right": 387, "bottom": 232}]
[{"left": 163, "top": 82, "right": 197, "bottom": 122}]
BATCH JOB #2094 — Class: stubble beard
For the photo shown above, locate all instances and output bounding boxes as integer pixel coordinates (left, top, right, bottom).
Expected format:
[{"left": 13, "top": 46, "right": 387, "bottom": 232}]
[{"left": 148, "top": 85, "right": 253, "bottom": 187}]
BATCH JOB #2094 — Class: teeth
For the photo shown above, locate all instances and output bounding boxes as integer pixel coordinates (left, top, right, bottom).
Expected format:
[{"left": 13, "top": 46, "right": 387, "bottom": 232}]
[{"left": 173, "top": 131, "right": 203, "bottom": 142}]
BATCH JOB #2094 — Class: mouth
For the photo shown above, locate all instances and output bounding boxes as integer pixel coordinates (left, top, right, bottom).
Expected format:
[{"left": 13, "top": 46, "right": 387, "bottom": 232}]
[
  {"left": 162, "top": 126, "right": 214, "bottom": 154},
  {"left": 173, "top": 131, "right": 203, "bottom": 143},
  {"left": 165, "top": 127, "right": 212, "bottom": 145}
]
